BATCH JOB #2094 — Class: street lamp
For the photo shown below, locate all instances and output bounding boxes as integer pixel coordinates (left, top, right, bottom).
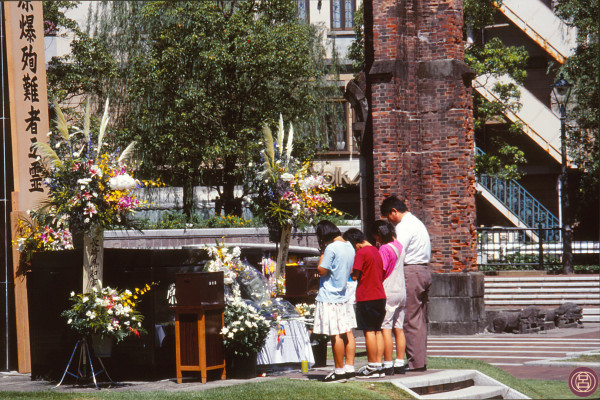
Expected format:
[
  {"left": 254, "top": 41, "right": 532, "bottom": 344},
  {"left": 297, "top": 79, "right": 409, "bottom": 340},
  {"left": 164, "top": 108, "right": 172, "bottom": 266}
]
[{"left": 551, "top": 74, "right": 573, "bottom": 274}]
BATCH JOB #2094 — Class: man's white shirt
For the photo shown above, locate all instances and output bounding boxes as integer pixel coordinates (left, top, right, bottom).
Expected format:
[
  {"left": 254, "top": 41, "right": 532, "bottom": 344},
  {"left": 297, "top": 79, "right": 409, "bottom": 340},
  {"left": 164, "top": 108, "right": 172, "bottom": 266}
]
[{"left": 395, "top": 212, "right": 431, "bottom": 265}]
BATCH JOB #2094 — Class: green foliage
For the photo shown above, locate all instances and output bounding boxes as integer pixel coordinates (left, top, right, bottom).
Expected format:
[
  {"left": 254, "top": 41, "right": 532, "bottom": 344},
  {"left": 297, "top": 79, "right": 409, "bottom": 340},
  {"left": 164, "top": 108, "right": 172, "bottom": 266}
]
[
  {"left": 467, "top": 35, "right": 529, "bottom": 180},
  {"left": 42, "top": 1, "right": 81, "bottom": 34},
  {"left": 347, "top": 2, "right": 364, "bottom": 74},
  {"left": 83, "top": 0, "right": 332, "bottom": 219},
  {"left": 553, "top": 0, "right": 600, "bottom": 204},
  {"left": 145, "top": 210, "right": 259, "bottom": 229}
]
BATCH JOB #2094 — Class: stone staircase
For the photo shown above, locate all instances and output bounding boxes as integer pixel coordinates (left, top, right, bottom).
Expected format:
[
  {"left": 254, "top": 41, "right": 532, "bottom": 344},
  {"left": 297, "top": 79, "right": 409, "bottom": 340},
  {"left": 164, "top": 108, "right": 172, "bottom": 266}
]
[
  {"left": 484, "top": 275, "right": 600, "bottom": 323},
  {"left": 392, "top": 370, "right": 529, "bottom": 399}
]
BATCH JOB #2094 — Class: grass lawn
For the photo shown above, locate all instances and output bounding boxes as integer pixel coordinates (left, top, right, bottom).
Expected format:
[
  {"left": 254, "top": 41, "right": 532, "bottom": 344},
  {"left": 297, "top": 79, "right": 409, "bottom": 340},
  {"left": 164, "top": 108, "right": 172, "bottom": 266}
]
[
  {"left": 0, "top": 379, "right": 414, "bottom": 400},
  {"left": 562, "top": 353, "right": 600, "bottom": 363}
]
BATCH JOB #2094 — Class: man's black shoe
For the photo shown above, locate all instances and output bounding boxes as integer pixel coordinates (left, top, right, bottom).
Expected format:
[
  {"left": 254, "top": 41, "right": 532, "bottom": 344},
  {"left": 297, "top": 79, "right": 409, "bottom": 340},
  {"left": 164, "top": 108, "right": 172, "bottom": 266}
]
[{"left": 394, "top": 365, "right": 406, "bottom": 374}]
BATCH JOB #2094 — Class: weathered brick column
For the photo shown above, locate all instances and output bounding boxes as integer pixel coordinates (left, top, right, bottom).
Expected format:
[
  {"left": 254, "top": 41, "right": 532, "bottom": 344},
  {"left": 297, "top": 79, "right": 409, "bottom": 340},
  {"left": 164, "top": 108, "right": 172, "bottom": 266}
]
[{"left": 369, "top": 0, "right": 477, "bottom": 272}]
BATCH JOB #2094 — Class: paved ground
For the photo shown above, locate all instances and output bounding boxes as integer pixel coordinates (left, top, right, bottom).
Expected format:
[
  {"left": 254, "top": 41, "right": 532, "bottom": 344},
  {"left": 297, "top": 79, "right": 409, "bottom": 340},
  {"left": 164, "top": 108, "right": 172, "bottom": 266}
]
[{"left": 1, "top": 325, "right": 598, "bottom": 393}]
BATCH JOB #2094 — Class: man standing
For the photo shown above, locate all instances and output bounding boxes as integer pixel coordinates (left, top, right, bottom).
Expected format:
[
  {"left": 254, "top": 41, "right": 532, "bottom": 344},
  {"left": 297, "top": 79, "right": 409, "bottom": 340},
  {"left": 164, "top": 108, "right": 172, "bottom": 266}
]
[{"left": 380, "top": 195, "right": 431, "bottom": 371}]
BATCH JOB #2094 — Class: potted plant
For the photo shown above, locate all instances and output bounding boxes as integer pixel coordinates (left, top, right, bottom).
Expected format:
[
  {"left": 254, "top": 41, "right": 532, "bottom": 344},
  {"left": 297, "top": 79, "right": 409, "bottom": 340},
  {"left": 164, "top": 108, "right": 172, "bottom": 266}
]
[
  {"left": 61, "top": 284, "right": 155, "bottom": 356},
  {"left": 221, "top": 299, "right": 273, "bottom": 379}
]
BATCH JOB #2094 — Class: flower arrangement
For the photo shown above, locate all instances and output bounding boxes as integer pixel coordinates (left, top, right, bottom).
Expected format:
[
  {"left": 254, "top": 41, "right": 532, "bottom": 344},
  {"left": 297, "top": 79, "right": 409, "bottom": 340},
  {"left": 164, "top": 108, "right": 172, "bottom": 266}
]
[
  {"left": 261, "top": 256, "right": 285, "bottom": 297},
  {"left": 14, "top": 213, "right": 74, "bottom": 260},
  {"left": 32, "top": 100, "right": 144, "bottom": 235},
  {"left": 220, "top": 298, "right": 273, "bottom": 356},
  {"left": 61, "top": 283, "right": 156, "bottom": 342},
  {"left": 204, "top": 242, "right": 244, "bottom": 300},
  {"left": 251, "top": 115, "right": 343, "bottom": 232}
]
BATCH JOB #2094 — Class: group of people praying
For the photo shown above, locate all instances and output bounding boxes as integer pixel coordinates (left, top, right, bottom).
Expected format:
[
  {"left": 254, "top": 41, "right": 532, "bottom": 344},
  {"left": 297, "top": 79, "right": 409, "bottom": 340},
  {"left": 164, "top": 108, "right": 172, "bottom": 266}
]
[{"left": 312, "top": 195, "right": 432, "bottom": 382}]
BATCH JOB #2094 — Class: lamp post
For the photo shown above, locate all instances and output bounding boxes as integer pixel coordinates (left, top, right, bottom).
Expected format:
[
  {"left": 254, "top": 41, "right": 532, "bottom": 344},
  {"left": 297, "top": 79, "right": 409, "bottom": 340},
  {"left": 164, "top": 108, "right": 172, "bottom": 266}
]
[{"left": 551, "top": 74, "right": 573, "bottom": 274}]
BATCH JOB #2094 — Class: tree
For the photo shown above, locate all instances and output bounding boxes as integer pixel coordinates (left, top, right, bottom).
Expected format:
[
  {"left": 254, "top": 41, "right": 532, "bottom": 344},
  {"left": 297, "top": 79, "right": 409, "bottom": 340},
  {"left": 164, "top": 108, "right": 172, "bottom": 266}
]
[
  {"left": 83, "top": 1, "right": 331, "bottom": 218},
  {"left": 553, "top": 0, "right": 600, "bottom": 209}
]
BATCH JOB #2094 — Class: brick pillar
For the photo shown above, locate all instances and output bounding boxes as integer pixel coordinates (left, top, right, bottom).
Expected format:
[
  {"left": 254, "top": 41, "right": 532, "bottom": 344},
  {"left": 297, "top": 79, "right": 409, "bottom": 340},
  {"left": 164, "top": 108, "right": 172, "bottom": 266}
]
[{"left": 369, "top": 0, "right": 477, "bottom": 272}]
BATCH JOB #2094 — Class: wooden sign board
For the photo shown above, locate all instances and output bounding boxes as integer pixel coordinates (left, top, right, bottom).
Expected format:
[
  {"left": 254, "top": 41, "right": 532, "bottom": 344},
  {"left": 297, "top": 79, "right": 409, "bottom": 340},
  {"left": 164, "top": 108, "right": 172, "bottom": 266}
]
[{"left": 4, "top": 0, "right": 51, "bottom": 373}]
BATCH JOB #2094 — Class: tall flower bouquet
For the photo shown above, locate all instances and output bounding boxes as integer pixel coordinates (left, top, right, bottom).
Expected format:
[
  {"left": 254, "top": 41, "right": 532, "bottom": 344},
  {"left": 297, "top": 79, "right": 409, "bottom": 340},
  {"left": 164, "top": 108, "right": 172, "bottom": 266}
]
[
  {"left": 16, "top": 99, "right": 147, "bottom": 291},
  {"left": 253, "top": 115, "right": 341, "bottom": 231},
  {"left": 33, "top": 100, "right": 143, "bottom": 235},
  {"left": 251, "top": 115, "right": 343, "bottom": 278}
]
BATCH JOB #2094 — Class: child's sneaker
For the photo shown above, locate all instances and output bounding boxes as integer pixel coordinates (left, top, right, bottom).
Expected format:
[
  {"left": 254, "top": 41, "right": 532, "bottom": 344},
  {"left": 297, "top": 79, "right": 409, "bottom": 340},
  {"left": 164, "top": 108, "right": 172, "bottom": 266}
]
[
  {"left": 382, "top": 366, "right": 394, "bottom": 377},
  {"left": 345, "top": 370, "right": 356, "bottom": 380},
  {"left": 356, "top": 365, "right": 381, "bottom": 379},
  {"left": 323, "top": 371, "right": 347, "bottom": 383}
]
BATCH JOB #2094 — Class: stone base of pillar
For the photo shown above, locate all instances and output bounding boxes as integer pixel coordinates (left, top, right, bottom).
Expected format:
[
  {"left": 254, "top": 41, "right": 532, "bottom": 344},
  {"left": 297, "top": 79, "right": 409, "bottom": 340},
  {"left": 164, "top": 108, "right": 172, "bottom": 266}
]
[{"left": 427, "top": 272, "right": 486, "bottom": 335}]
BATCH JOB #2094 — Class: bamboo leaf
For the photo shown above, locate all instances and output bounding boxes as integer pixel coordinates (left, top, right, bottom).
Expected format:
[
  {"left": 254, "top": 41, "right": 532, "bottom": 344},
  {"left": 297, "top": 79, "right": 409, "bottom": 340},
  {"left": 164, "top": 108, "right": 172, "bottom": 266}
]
[
  {"left": 83, "top": 100, "right": 91, "bottom": 141},
  {"left": 53, "top": 100, "right": 70, "bottom": 142},
  {"left": 97, "top": 98, "right": 110, "bottom": 156},
  {"left": 118, "top": 141, "right": 137, "bottom": 164},
  {"left": 285, "top": 122, "right": 294, "bottom": 165},
  {"left": 33, "top": 142, "right": 62, "bottom": 169},
  {"left": 277, "top": 114, "right": 284, "bottom": 156},
  {"left": 263, "top": 124, "right": 274, "bottom": 165}
]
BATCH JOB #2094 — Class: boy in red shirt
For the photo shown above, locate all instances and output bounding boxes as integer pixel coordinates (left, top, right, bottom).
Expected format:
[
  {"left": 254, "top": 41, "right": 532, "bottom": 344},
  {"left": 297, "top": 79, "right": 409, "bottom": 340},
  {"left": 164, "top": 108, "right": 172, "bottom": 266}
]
[{"left": 343, "top": 228, "right": 387, "bottom": 378}]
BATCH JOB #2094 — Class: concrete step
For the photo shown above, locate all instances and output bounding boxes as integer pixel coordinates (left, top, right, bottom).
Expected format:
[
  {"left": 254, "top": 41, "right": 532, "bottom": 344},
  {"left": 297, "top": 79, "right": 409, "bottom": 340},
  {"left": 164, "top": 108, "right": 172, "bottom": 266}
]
[
  {"left": 421, "top": 385, "right": 504, "bottom": 399},
  {"left": 391, "top": 369, "right": 530, "bottom": 400},
  {"left": 484, "top": 291, "right": 598, "bottom": 300},
  {"left": 486, "top": 276, "right": 600, "bottom": 282},
  {"left": 486, "top": 287, "right": 599, "bottom": 293},
  {"left": 484, "top": 275, "right": 600, "bottom": 313},
  {"left": 485, "top": 299, "right": 600, "bottom": 306}
]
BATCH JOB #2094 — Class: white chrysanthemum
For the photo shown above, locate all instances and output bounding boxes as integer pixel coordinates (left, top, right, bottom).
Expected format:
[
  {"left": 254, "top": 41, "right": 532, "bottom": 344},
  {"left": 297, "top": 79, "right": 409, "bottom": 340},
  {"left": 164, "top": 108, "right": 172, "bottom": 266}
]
[{"left": 108, "top": 173, "right": 137, "bottom": 191}]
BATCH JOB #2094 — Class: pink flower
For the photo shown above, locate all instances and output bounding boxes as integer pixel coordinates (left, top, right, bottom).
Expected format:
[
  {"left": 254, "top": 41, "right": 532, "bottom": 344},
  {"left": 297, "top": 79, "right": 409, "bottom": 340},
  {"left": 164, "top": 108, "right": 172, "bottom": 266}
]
[
  {"left": 84, "top": 202, "right": 97, "bottom": 217},
  {"left": 89, "top": 165, "right": 102, "bottom": 178}
]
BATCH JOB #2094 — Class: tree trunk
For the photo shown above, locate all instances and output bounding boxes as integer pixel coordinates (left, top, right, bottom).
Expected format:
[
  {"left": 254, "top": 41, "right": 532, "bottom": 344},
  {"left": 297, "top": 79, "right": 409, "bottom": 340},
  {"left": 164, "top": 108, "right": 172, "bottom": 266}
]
[
  {"left": 182, "top": 178, "right": 195, "bottom": 220},
  {"left": 83, "top": 225, "right": 104, "bottom": 293},
  {"left": 222, "top": 156, "right": 242, "bottom": 216}
]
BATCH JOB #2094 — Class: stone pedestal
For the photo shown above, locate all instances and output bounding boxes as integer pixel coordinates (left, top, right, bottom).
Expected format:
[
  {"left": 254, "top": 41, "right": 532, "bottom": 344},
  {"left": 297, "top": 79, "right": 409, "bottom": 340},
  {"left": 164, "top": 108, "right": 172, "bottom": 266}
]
[{"left": 428, "top": 272, "right": 486, "bottom": 335}]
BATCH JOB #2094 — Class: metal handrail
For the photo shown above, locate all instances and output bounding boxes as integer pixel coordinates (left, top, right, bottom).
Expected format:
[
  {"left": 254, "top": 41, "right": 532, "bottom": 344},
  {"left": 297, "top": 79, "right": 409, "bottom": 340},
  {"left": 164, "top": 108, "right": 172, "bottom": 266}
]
[{"left": 476, "top": 148, "right": 559, "bottom": 237}]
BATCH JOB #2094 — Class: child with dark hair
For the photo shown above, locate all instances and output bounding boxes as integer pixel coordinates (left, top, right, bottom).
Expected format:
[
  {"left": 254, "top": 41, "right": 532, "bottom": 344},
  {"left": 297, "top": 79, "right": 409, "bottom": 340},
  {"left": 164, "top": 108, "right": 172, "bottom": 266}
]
[
  {"left": 371, "top": 220, "right": 406, "bottom": 376},
  {"left": 343, "top": 228, "right": 387, "bottom": 378},
  {"left": 314, "top": 220, "right": 356, "bottom": 382}
]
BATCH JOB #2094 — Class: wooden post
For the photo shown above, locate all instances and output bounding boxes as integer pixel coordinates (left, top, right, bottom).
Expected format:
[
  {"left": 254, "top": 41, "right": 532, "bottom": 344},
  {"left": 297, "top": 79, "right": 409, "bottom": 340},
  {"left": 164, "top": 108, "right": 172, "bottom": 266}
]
[
  {"left": 4, "top": 1, "right": 51, "bottom": 372},
  {"left": 10, "top": 205, "right": 30, "bottom": 373},
  {"left": 275, "top": 224, "right": 292, "bottom": 282},
  {"left": 83, "top": 226, "right": 104, "bottom": 292}
]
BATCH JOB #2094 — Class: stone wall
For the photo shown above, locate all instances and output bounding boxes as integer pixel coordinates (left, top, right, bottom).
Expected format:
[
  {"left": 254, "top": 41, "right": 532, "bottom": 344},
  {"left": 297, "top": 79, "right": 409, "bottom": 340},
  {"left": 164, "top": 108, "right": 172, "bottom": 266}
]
[{"left": 369, "top": 0, "right": 477, "bottom": 272}]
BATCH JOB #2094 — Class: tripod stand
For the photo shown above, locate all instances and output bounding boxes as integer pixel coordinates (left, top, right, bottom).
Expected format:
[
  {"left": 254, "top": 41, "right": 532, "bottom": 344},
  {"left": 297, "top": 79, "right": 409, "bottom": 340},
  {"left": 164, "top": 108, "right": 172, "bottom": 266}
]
[{"left": 55, "top": 336, "right": 117, "bottom": 389}]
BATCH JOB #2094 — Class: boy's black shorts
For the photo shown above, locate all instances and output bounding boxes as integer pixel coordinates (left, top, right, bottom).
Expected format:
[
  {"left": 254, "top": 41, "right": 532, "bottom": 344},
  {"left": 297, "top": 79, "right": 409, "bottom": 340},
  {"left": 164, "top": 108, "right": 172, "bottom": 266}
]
[{"left": 355, "top": 298, "right": 386, "bottom": 331}]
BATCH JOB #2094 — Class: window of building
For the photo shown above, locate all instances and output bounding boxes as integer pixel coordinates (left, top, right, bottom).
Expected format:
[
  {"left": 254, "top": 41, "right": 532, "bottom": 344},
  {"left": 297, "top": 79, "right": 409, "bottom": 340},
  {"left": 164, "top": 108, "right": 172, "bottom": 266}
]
[
  {"left": 297, "top": 0, "right": 309, "bottom": 22},
  {"left": 331, "top": 0, "right": 355, "bottom": 31}
]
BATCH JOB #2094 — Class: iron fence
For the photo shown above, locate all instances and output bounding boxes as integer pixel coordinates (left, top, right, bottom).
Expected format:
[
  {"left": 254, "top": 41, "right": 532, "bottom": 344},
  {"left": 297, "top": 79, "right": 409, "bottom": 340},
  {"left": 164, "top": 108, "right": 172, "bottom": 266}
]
[{"left": 477, "top": 226, "right": 600, "bottom": 273}]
